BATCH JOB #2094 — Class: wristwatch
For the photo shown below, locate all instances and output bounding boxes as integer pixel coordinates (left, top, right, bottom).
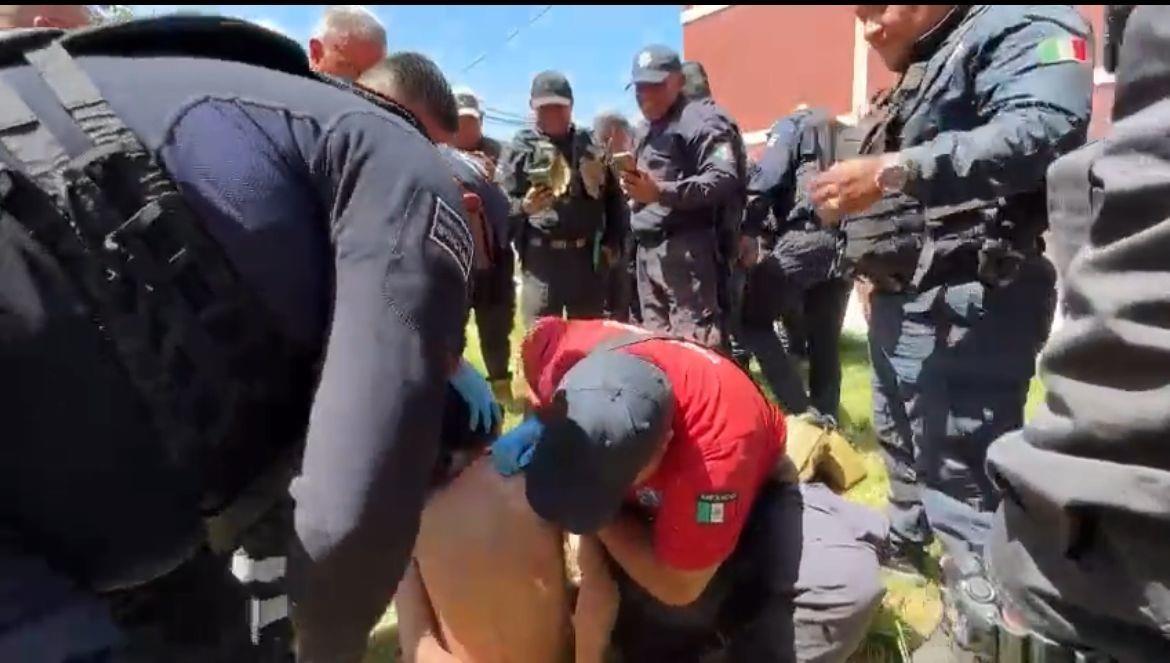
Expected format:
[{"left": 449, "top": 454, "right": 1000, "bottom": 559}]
[{"left": 875, "top": 153, "right": 910, "bottom": 195}]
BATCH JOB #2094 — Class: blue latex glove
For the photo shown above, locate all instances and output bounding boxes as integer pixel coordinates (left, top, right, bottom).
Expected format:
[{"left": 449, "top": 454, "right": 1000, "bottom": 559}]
[
  {"left": 491, "top": 417, "right": 545, "bottom": 476},
  {"left": 449, "top": 359, "right": 502, "bottom": 433}
]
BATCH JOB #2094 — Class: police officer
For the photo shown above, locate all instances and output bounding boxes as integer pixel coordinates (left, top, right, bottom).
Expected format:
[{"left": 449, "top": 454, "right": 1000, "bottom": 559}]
[
  {"left": 680, "top": 60, "right": 750, "bottom": 363},
  {"left": 592, "top": 110, "right": 635, "bottom": 322},
  {"left": 810, "top": 1, "right": 1091, "bottom": 628},
  {"left": 741, "top": 107, "right": 851, "bottom": 420},
  {"left": 452, "top": 89, "right": 514, "bottom": 404},
  {"left": 498, "top": 71, "right": 625, "bottom": 326},
  {"left": 0, "top": 14, "right": 497, "bottom": 662},
  {"left": 625, "top": 45, "right": 742, "bottom": 349},
  {"left": 983, "top": 6, "right": 1170, "bottom": 661},
  {"left": 453, "top": 88, "right": 502, "bottom": 171}
]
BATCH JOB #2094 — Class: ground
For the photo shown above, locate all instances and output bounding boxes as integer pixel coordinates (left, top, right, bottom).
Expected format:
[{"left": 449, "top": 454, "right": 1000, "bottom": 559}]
[{"left": 363, "top": 319, "right": 1046, "bottom": 663}]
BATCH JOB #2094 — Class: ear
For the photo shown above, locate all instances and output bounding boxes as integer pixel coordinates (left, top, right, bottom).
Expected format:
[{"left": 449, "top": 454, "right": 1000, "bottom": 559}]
[{"left": 538, "top": 390, "right": 570, "bottom": 423}]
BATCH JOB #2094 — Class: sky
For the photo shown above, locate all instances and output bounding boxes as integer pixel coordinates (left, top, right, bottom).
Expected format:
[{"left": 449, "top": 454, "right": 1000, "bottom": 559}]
[{"left": 128, "top": 5, "right": 683, "bottom": 140}]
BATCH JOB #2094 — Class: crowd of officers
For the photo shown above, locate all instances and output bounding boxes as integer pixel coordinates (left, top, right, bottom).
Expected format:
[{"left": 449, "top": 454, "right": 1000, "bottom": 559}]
[{"left": 1, "top": 3, "right": 1168, "bottom": 663}]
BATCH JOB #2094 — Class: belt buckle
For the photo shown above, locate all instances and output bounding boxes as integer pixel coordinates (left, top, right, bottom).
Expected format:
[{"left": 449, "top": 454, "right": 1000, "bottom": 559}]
[{"left": 551, "top": 239, "right": 568, "bottom": 249}]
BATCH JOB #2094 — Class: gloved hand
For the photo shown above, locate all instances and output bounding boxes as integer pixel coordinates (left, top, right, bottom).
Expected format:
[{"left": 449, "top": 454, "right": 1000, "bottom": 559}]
[
  {"left": 449, "top": 359, "right": 502, "bottom": 433},
  {"left": 491, "top": 417, "right": 545, "bottom": 476}
]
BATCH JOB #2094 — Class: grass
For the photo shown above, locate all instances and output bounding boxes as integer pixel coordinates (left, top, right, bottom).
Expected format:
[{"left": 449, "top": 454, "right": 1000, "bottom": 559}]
[{"left": 364, "top": 318, "right": 1048, "bottom": 662}]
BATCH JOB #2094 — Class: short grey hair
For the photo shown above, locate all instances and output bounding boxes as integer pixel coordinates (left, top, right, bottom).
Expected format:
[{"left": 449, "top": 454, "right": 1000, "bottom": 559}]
[
  {"left": 593, "top": 110, "right": 632, "bottom": 139},
  {"left": 358, "top": 52, "right": 459, "bottom": 133},
  {"left": 313, "top": 5, "right": 386, "bottom": 46}
]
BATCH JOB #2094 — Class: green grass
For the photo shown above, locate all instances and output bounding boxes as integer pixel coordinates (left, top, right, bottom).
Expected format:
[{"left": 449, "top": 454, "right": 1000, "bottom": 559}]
[{"left": 365, "top": 319, "right": 1047, "bottom": 662}]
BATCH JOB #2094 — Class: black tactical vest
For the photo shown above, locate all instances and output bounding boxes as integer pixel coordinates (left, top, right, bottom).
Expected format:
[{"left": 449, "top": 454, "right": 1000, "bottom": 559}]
[
  {"left": 839, "top": 7, "right": 1045, "bottom": 293},
  {"left": 0, "top": 16, "right": 423, "bottom": 589}
]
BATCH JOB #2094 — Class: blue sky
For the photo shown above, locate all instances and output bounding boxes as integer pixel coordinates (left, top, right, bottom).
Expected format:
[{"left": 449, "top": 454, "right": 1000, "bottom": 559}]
[{"left": 129, "top": 5, "right": 682, "bottom": 140}]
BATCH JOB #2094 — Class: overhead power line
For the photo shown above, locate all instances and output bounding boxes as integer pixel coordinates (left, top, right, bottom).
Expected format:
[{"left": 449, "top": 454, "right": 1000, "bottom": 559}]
[{"left": 461, "top": 5, "right": 553, "bottom": 74}]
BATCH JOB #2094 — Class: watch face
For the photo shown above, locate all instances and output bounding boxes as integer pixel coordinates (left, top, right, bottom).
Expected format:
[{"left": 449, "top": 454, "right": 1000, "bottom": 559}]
[{"left": 879, "top": 163, "right": 908, "bottom": 193}]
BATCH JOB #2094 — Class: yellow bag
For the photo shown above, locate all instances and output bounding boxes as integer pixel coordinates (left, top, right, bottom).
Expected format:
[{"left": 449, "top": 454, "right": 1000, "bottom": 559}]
[{"left": 783, "top": 414, "right": 868, "bottom": 492}]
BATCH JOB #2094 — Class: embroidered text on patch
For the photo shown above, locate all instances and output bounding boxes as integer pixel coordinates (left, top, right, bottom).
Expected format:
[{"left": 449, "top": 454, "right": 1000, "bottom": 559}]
[
  {"left": 695, "top": 492, "right": 737, "bottom": 524},
  {"left": 429, "top": 196, "right": 473, "bottom": 282}
]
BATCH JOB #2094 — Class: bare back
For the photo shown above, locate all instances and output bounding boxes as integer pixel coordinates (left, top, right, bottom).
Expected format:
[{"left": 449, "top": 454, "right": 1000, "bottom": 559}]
[{"left": 414, "top": 456, "right": 571, "bottom": 663}]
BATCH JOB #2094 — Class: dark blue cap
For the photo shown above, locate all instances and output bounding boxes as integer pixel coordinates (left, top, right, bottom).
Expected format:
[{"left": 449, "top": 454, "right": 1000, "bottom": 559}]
[
  {"left": 629, "top": 44, "right": 683, "bottom": 86},
  {"left": 525, "top": 350, "right": 675, "bottom": 534}
]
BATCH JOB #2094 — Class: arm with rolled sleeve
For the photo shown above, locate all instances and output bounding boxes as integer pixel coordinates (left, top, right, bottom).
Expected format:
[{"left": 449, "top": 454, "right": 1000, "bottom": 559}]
[
  {"left": 657, "top": 118, "right": 742, "bottom": 212},
  {"left": 289, "top": 111, "right": 470, "bottom": 663},
  {"left": 900, "top": 11, "right": 1093, "bottom": 207}
]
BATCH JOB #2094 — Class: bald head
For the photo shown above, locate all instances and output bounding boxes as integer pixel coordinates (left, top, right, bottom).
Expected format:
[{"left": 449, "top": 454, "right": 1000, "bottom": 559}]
[{"left": 0, "top": 5, "right": 93, "bottom": 30}]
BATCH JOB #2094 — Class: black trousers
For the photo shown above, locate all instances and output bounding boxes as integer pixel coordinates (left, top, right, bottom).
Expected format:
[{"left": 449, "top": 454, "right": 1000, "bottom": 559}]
[
  {"left": 610, "top": 482, "right": 887, "bottom": 663},
  {"left": 471, "top": 252, "right": 516, "bottom": 380}
]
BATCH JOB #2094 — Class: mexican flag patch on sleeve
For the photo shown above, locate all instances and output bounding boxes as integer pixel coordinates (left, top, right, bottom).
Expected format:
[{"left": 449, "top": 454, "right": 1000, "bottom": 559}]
[
  {"left": 695, "top": 492, "right": 738, "bottom": 525},
  {"left": 1037, "top": 35, "right": 1089, "bottom": 64}
]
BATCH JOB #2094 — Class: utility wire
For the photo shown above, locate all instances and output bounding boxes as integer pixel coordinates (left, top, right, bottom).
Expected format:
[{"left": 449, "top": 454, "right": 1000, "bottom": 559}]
[{"left": 461, "top": 5, "right": 553, "bottom": 74}]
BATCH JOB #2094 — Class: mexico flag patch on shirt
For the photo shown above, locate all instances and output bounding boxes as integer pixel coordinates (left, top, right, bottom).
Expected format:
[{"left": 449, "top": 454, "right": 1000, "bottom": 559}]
[
  {"left": 695, "top": 492, "right": 737, "bottom": 525},
  {"left": 1037, "top": 35, "right": 1089, "bottom": 64}
]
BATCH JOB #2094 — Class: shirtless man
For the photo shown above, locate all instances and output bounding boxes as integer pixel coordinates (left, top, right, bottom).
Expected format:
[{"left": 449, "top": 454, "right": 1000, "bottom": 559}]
[{"left": 395, "top": 456, "right": 573, "bottom": 663}]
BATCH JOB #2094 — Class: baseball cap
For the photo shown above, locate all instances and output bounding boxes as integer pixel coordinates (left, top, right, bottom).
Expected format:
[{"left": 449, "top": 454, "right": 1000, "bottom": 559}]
[
  {"left": 455, "top": 88, "right": 482, "bottom": 118},
  {"left": 525, "top": 350, "right": 675, "bottom": 534},
  {"left": 530, "top": 70, "right": 574, "bottom": 108},
  {"left": 629, "top": 44, "right": 682, "bottom": 87}
]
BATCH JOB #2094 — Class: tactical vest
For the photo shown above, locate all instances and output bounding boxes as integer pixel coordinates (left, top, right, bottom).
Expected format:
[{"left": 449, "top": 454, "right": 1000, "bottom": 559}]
[
  {"left": 839, "top": 10, "right": 1045, "bottom": 293},
  {"left": 0, "top": 16, "right": 426, "bottom": 588}
]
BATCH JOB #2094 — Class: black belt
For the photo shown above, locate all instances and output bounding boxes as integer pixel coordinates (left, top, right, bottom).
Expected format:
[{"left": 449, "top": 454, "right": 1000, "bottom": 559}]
[{"left": 528, "top": 237, "right": 589, "bottom": 250}]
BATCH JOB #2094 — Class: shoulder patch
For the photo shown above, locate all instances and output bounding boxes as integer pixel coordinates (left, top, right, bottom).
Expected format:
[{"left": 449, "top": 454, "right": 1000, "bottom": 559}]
[
  {"left": 429, "top": 196, "right": 473, "bottom": 282},
  {"left": 1036, "top": 35, "right": 1089, "bottom": 64}
]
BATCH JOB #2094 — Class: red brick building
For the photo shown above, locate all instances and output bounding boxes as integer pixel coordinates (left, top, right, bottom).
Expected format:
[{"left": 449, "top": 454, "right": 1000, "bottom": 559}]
[{"left": 681, "top": 5, "right": 1114, "bottom": 160}]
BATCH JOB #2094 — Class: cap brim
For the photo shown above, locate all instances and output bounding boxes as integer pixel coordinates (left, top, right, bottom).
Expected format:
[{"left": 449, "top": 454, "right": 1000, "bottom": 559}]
[
  {"left": 531, "top": 95, "right": 573, "bottom": 108},
  {"left": 525, "top": 417, "right": 637, "bottom": 534},
  {"left": 628, "top": 70, "right": 672, "bottom": 88}
]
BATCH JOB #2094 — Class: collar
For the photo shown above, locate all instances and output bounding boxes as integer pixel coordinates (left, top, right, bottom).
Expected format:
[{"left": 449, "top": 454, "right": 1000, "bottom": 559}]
[
  {"left": 908, "top": 5, "right": 971, "bottom": 64},
  {"left": 651, "top": 95, "right": 688, "bottom": 129}
]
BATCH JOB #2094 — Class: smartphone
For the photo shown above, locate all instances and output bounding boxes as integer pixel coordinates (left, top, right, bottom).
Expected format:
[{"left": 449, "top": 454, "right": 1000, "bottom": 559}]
[{"left": 611, "top": 152, "right": 637, "bottom": 173}]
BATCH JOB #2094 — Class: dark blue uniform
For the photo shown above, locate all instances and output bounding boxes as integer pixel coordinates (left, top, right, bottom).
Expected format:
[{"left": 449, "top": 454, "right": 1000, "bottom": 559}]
[
  {"left": 986, "top": 6, "right": 1170, "bottom": 660},
  {"left": 441, "top": 146, "right": 516, "bottom": 389},
  {"left": 631, "top": 95, "right": 741, "bottom": 348},
  {"left": 846, "top": 5, "right": 1091, "bottom": 576},
  {"left": 499, "top": 126, "right": 625, "bottom": 325},
  {"left": 0, "top": 46, "right": 469, "bottom": 663},
  {"left": 742, "top": 109, "right": 850, "bottom": 418}
]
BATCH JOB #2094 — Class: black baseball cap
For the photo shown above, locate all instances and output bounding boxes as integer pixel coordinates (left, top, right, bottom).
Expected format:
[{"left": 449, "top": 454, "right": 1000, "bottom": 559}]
[
  {"left": 530, "top": 70, "right": 574, "bottom": 108},
  {"left": 629, "top": 44, "right": 683, "bottom": 87},
  {"left": 525, "top": 350, "right": 675, "bottom": 534},
  {"left": 455, "top": 89, "right": 483, "bottom": 118}
]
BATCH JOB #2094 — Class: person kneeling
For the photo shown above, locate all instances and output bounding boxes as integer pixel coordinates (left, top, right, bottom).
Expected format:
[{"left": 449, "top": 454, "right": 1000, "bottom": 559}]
[{"left": 504, "top": 324, "right": 888, "bottom": 662}]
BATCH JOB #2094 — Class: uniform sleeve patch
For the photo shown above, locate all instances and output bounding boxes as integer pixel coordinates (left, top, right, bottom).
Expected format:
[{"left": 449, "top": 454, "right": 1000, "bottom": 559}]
[
  {"left": 696, "top": 492, "right": 738, "bottom": 524},
  {"left": 429, "top": 196, "right": 473, "bottom": 282},
  {"left": 1036, "top": 36, "right": 1089, "bottom": 64}
]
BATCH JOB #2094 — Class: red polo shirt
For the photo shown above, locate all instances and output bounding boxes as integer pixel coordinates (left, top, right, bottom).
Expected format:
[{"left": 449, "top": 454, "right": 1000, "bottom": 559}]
[
  {"left": 523, "top": 318, "right": 650, "bottom": 407},
  {"left": 524, "top": 321, "right": 786, "bottom": 571}
]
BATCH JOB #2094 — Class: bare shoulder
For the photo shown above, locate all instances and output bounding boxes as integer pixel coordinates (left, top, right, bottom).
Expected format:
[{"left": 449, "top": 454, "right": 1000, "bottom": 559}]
[{"left": 414, "top": 456, "right": 572, "bottom": 663}]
